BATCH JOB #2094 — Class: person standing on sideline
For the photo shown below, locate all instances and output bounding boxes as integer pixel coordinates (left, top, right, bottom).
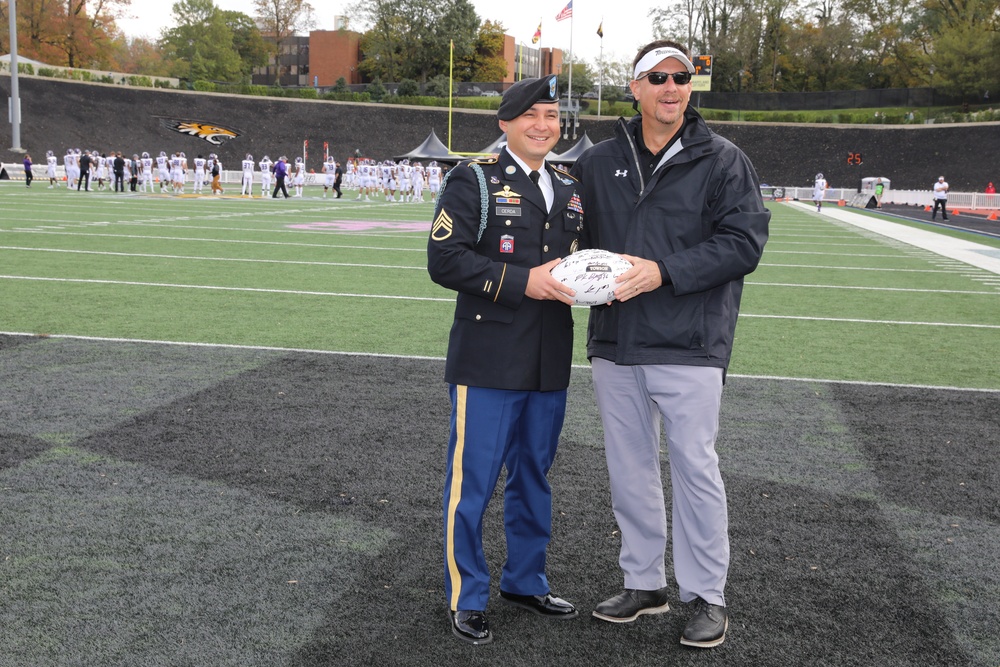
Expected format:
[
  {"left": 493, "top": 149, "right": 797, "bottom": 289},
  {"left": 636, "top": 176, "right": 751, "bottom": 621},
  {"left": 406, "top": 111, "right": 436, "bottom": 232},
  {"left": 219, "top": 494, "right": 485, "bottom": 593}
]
[
  {"left": 113, "top": 152, "right": 126, "bottom": 192},
  {"left": 984, "top": 182, "right": 995, "bottom": 194},
  {"left": 570, "top": 40, "right": 769, "bottom": 649},
  {"left": 23, "top": 154, "right": 33, "bottom": 187},
  {"left": 932, "top": 175, "right": 949, "bottom": 220},
  {"left": 812, "top": 172, "right": 828, "bottom": 212},
  {"left": 210, "top": 153, "right": 224, "bottom": 195},
  {"left": 427, "top": 75, "right": 584, "bottom": 646},
  {"left": 77, "top": 151, "right": 92, "bottom": 191},
  {"left": 333, "top": 161, "right": 344, "bottom": 199},
  {"left": 874, "top": 178, "right": 885, "bottom": 209},
  {"left": 271, "top": 156, "right": 290, "bottom": 198}
]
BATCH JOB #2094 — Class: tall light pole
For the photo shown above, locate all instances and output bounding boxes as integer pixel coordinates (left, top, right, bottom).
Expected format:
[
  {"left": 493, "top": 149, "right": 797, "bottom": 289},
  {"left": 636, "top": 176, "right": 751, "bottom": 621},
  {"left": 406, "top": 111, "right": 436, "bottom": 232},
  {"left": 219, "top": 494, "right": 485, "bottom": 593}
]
[{"left": 7, "top": 0, "right": 24, "bottom": 151}]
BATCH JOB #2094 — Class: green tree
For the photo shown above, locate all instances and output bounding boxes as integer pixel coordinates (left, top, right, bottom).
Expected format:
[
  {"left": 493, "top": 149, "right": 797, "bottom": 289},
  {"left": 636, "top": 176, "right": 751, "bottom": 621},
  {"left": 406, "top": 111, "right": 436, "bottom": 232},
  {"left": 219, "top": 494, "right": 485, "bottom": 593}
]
[
  {"left": 351, "top": 0, "right": 480, "bottom": 83},
  {"left": 557, "top": 61, "right": 595, "bottom": 96},
  {"left": 459, "top": 18, "right": 508, "bottom": 82},
  {"left": 160, "top": 0, "right": 245, "bottom": 82},
  {"left": 221, "top": 10, "right": 271, "bottom": 80}
]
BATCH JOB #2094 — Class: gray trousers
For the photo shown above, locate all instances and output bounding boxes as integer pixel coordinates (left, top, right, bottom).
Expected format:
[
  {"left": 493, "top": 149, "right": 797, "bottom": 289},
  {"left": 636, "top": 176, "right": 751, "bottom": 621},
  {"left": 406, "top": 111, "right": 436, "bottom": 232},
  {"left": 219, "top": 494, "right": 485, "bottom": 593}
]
[{"left": 592, "top": 358, "right": 728, "bottom": 606}]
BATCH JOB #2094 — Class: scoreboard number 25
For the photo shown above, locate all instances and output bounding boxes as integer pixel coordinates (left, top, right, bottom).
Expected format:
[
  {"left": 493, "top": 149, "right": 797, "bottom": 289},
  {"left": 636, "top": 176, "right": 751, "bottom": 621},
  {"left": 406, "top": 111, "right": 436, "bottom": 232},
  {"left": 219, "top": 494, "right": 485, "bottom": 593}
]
[{"left": 847, "top": 151, "right": 864, "bottom": 165}]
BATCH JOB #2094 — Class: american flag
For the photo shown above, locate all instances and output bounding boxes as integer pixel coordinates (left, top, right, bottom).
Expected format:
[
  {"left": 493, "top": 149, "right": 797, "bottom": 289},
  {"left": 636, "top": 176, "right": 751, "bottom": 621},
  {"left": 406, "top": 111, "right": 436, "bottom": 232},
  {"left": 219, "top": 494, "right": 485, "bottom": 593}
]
[{"left": 555, "top": 1, "right": 573, "bottom": 21}]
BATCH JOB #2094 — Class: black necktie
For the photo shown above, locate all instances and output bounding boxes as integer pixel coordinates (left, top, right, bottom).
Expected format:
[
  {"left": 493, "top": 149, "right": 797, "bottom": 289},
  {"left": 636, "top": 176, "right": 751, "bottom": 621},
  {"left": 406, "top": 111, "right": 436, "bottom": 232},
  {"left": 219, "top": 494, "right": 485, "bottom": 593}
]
[{"left": 529, "top": 170, "right": 541, "bottom": 188}]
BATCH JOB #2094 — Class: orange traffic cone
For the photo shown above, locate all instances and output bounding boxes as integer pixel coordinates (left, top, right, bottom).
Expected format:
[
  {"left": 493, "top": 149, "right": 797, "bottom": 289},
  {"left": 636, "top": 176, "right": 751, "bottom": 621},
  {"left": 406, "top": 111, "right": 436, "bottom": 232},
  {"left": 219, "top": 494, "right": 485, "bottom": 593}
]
[
  {"left": 950, "top": 210, "right": 960, "bottom": 216},
  {"left": 987, "top": 212, "right": 998, "bottom": 221},
  {"left": 924, "top": 205, "right": 932, "bottom": 211}
]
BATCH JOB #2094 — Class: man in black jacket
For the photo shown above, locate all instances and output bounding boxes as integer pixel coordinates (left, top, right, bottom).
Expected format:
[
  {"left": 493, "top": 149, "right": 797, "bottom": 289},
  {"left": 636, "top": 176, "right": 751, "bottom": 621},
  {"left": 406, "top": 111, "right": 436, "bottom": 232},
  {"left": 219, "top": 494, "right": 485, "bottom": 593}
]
[
  {"left": 572, "top": 40, "right": 770, "bottom": 649},
  {"left": 77, "top": 151, "right": 92, "bottom": 191},
  {"left": 113, "top": 152, "right": 126, "bottom": 192},
  {"left": 427, "top": 75, "right": 584, "bottom": 646}
]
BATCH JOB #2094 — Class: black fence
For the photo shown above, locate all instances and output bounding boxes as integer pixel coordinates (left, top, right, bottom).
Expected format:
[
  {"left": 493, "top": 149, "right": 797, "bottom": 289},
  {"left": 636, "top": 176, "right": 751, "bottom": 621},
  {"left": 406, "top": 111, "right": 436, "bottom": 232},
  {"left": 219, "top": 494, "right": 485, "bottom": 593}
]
[{"left": 692, "top": 87, "right": 969, "bottom": 111}]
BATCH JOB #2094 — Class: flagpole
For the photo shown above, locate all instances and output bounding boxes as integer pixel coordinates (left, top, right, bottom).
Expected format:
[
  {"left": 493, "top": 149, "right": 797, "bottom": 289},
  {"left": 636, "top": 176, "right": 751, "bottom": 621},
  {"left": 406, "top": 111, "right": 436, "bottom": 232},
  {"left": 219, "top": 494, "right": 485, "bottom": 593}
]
[
  {"left": 567, "top": 13, "right": 573, "bottom": 101},
  {"left": 597, "top": 18, "right": 604, "bottom": 116},
  {"left": 447, "top": 40, "right": 454, "bottom": 152}
]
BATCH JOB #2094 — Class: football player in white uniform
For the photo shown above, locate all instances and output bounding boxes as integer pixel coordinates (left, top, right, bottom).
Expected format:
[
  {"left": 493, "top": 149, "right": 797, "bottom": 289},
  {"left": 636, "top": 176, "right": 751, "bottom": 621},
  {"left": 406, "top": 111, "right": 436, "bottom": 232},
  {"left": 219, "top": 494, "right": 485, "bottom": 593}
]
[
  {"left": 292, "top": 157, "right": 306, "bottom": 197},
  {"left": 259, "top": 155, "right": 273, "bottom": 197},
  {"left": 381, "top": 160, "right": 396, "bottom": 202},
  {"left": 156, "top": 152, "right": 170, "bottom": 192},
  {"left": 412, "top": 161, "right": 425, "bottom": 203},
  {"left": 241, "top": 154, "right": 255, "bottom": 196},
  {"left": 191, "top": 154, "right": 205, "bottom": 193},
  {"left": 64, "top": 149, "right": 78, "bottom": 188},
  {"left": 139, "top": 152, "right": 153, "bottom": 192},
  {"left": 45, "top": 151, "right": 59, "bottom": 187},
  {"left": 397, "top": 159, "right": 412, "bottom": 202},
  {"left": 345, "top": 158, "right": 356, "bottom": 191},
  {"left": 96, "top": 154, "right": 108, "bottom": 190},
  {"left": 355, "top": 159, "right": 372, "bottom": 201},
  {"left": 426, "top": 161, "right": 442, "bottom": 201}
]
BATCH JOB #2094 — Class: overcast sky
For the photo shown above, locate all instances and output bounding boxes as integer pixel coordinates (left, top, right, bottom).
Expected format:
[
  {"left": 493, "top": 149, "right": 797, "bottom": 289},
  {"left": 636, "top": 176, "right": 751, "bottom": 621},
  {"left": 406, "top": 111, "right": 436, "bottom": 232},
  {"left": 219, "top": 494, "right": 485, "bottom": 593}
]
[{"left": 116, "top": 0, "right": 659, "bottom": 67}]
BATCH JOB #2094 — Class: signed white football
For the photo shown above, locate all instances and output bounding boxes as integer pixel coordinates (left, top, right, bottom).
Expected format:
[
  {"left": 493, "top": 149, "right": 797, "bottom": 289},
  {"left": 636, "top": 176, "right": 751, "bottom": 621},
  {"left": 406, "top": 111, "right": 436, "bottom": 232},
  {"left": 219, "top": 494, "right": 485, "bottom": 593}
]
[{"left": 551, "top": 249, "right": 632, "bottom": 306}]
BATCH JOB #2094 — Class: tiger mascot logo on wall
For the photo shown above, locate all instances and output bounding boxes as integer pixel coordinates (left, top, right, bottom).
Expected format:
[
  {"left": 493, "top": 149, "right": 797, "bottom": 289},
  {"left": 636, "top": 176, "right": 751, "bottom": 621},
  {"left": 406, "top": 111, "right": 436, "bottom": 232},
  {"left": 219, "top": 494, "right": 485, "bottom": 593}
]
[{"left": 158, "top": 118, "right": 241, "bottom": 146}]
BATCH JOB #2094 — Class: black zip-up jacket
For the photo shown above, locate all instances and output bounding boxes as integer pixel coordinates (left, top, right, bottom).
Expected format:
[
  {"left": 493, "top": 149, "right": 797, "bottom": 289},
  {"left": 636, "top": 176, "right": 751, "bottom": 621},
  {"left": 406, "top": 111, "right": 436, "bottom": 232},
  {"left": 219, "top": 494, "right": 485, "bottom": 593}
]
[{"left": 572, "top": 108, "right": 770, "bottom": 370}]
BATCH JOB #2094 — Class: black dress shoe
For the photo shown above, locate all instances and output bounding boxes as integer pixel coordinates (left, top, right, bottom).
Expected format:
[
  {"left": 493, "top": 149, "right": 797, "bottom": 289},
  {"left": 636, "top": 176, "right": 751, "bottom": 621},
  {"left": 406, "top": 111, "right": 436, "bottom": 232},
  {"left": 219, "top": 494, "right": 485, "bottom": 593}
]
[
  {"left": 499, "top": 591, "right": 578, "bottom": 619},
  {"left": 592, "top": 587, "right": 671, "bottom": 623},
  {"left": 679, "top": 598, "right": 729, "bottom": 648},
  {"left": 451, "top": 609, "right": 492, "bottom": 645}
]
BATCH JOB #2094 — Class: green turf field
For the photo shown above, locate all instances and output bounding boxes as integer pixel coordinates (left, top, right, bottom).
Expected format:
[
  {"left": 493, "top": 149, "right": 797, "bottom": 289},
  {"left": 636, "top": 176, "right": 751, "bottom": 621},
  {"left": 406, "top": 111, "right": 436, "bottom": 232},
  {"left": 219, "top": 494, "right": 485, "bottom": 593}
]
[{"left": 2, "top": 183, "right": 999, "bottom": 389}]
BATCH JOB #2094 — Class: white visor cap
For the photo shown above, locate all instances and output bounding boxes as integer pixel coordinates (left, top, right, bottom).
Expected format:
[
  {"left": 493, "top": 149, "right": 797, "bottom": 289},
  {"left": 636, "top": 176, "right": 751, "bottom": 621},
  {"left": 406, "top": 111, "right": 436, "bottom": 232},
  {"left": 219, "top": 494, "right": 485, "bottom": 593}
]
[{"left": 634, "top": 47, "right": 695, "bottom": 80}]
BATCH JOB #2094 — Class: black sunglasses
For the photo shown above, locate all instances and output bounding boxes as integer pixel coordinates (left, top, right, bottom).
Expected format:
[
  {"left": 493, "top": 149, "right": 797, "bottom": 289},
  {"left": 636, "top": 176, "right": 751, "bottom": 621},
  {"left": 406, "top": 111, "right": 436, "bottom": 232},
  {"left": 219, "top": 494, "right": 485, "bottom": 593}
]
[{"left": 638, "top": 71, "right": 693, "bottom": 86}]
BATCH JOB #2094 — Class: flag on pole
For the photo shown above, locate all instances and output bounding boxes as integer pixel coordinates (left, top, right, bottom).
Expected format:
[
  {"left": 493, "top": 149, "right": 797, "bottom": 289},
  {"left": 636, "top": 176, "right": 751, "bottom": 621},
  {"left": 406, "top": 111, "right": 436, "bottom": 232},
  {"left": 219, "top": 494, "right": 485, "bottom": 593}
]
[
  {"left": 597, "top": 20, "right": 603, "bottom": 38},
  {"left": 532, "top": 21, "right": 542, "bottom": 44},
  {"left": 555, "top": 0, "right": 573, "bottom": 21}
]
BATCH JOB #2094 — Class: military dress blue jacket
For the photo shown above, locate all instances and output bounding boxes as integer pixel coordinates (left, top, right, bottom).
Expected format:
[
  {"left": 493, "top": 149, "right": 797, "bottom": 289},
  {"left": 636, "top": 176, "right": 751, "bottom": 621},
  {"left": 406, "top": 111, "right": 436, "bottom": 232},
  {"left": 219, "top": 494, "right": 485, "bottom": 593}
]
[{"left": 427, "top": 147, "right": 584, "bottom": 391}]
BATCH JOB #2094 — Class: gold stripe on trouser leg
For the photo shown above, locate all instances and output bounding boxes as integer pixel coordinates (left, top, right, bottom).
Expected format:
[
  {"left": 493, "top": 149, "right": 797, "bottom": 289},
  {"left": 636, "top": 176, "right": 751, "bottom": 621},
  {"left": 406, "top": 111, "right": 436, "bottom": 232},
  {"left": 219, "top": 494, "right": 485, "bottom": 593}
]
[{"left": 446, "top": 385, "right": 468, "bottom": 610}]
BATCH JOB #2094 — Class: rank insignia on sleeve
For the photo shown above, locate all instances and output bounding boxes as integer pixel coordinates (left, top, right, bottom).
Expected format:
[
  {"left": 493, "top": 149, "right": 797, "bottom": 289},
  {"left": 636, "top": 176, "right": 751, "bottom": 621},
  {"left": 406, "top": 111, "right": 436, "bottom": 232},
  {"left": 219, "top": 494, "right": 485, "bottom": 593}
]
[
  {"left": 492, "top": 185, "right": 522, "bottom": 198},
  {"left": 500, "top": 234, "right": 514, "bottom": 253},
  {"left": 431, "top": 209, "right": 453, "bottom": 241}
]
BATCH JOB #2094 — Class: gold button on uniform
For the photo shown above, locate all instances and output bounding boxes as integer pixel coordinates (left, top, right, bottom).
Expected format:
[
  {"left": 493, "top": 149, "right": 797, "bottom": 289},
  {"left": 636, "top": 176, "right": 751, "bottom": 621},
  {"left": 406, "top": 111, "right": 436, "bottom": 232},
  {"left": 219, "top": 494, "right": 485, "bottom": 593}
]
[
  {"left": 543, "top": 245, "right": 549, "bottom": 252},
  {"left": 545, "top": 222, "right": 550, "bottom": 229},
  {"left": 505, "top": 220, "right": 512, "bottom": 226},
  {"left": 476, "top": 314, "right": 482, "bottom": 321}
]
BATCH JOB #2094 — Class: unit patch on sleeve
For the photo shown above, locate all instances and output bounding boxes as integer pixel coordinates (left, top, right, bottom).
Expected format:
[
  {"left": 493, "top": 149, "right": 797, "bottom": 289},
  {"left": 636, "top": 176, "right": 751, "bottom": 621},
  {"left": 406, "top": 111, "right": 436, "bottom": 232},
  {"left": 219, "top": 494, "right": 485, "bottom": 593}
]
[{"left": 431, "top": 209, "right": 454, "bottom": 241}]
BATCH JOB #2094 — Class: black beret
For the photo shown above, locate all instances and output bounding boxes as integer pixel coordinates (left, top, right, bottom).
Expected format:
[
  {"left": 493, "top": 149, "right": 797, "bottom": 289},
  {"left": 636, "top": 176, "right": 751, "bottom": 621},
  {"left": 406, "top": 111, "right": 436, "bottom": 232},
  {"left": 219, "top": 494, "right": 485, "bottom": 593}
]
[{"left": 497, "top": 75, "right": 560, "bottom": 121}]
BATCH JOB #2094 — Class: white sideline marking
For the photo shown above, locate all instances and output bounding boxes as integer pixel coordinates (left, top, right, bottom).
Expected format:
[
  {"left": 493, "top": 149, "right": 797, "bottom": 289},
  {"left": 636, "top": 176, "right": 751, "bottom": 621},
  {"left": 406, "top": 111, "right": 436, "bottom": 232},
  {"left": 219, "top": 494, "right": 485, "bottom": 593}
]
[
  {"left": 2, "top": 331, "right": 996, "bottom": 394},
  {"left": 1, "top": 229, "right": 427, "bottom": 252},
  {"left": 0, "top": 275, "right": 452, "bottom": 302},
  {"left": 0, "top": 246, "right": 423, "bottom": 271},
  {"left": 788, "top": 201, "right": 1000, "bottom": 275}
]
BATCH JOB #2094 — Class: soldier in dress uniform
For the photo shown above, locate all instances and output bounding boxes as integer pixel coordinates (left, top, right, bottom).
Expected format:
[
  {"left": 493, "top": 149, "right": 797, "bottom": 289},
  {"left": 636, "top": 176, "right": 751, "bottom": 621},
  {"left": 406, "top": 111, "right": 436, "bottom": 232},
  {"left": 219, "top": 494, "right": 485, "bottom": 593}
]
[{"left": 427, "top": 74, "right": 586, "bottom": 646}]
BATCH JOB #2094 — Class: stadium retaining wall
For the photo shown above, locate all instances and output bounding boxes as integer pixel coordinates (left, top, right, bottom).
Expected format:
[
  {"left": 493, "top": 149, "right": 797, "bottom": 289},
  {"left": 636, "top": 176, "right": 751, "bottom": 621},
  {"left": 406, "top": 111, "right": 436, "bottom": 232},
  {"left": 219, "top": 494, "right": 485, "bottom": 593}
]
[{"left": 2, "top": 75, "right": 998, "bottom": 191}]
